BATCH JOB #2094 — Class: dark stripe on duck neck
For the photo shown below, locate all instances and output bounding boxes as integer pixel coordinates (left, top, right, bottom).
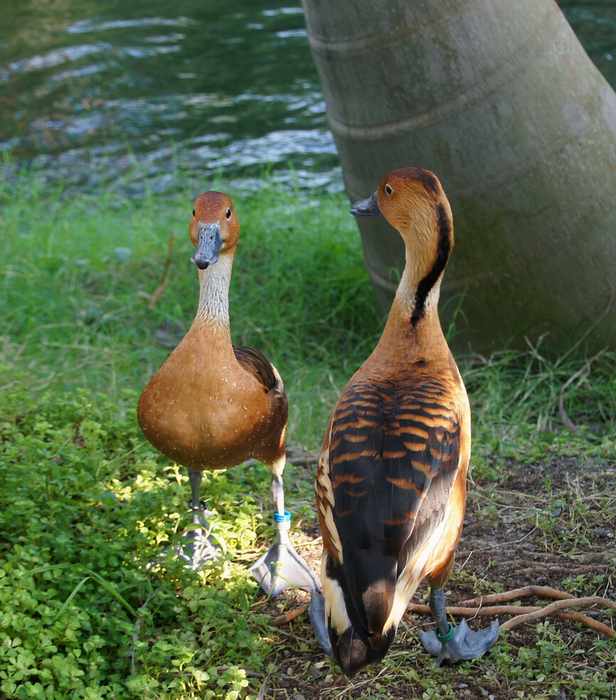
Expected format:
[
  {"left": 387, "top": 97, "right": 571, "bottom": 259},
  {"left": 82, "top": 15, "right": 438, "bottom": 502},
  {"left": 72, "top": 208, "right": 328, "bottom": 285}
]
[{"left": 410, "top": 203, "right": 451, "bottom": 327}]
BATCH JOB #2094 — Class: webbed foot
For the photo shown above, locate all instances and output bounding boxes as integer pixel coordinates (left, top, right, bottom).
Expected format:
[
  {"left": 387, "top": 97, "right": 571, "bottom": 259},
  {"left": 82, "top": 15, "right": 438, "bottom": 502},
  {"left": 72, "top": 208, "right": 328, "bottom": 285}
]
[
  {"left": 176, "top": 523, "right": 224, "bottom": 571},
  {"left": 251, "top": 512, "right": 318, "bottom": 595},
  {"left": 148, "top": 516, "right": 224, "bottom": 572},
  {"left": 171, "top": 470, "right": 224, "bottom": 571},
  {"left": 420, "top": 618, "right": 500, "bottom": 664}
]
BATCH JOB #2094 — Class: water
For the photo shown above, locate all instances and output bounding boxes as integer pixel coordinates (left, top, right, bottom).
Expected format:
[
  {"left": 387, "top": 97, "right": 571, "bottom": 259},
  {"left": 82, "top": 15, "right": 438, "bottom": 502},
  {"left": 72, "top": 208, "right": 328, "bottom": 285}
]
[{"left": 1, "top": 0, "right": 614, "bottom": 194}]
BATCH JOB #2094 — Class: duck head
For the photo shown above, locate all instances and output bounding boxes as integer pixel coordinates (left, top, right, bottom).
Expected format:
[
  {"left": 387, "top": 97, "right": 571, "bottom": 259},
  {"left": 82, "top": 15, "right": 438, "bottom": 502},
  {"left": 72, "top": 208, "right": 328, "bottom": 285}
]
[
  {"left": 189, "top": 191, "right": 240, "bottom": 270},
  {"left": 351, "top": 167, "right": 454, "bottom": 291}
]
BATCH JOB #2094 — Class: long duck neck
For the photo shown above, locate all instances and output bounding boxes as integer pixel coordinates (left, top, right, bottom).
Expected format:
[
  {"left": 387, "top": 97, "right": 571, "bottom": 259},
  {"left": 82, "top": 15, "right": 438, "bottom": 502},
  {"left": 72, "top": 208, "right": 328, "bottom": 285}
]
[
  {"left": 195, "top": 254, "right": 233, "bottom": 325},
  {"left": 371, "top": 206, "right": 453, "bottom": 368},
  {"left": 373, "top": 258, "right": 447, "bottom": 363},
  {"left": 192, "top": 254, "right": 236, "bottom": 358}
]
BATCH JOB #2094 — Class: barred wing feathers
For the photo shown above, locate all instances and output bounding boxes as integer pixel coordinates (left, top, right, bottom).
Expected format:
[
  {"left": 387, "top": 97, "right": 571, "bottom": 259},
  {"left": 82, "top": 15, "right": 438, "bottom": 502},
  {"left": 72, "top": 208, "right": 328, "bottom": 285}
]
[{"left": 317, "top": 377, "right": 461, "bottom": 638}]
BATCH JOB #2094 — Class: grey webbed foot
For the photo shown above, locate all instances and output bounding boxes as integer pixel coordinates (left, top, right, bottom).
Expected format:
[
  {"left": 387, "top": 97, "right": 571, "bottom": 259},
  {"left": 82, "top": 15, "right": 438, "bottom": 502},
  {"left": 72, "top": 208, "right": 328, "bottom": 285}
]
[
  {"left": 171, "top": 469, "right": 224, "bottom": 571},
  {"left": 420, "top": 618, "right": 500, "bottom": 664},
  {"left": 176, "top": 523, "right": 223, "bottom": 571},
  {"left": 251, "top": 511, "right": 319, "bottom": 595},
  {"left": 176, "top": 505, "right": 224, "bottom": 571},
  {"left": 149, "top": 507, "right": 224, "bottom": 572}
]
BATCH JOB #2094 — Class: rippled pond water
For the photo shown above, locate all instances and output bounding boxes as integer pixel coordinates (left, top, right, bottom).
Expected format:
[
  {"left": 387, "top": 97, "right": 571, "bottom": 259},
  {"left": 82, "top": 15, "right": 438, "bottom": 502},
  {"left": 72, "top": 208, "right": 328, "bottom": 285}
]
[{"left": 1, "top": 0, "right": 614, "bottom": 193}]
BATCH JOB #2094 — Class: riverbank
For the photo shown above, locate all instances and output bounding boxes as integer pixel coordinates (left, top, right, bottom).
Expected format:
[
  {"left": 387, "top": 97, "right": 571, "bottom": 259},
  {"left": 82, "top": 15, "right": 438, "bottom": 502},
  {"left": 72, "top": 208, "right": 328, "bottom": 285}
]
[
  {"left": 1, "top": 2, "right": 614, "bottom": 197},
  {"left": 1, "top": 176, "right": 614, "bottom": 698}
]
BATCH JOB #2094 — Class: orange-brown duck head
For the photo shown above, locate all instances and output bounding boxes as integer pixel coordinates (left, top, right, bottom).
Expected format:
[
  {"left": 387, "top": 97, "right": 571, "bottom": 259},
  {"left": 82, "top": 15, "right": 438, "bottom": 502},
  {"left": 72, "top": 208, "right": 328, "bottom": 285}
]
[
  {"left": 351, "top": 167, "right": 454, "bottom": 287},
  {"left": 189, "top": 191, "right": 240, "bottom": 270}
]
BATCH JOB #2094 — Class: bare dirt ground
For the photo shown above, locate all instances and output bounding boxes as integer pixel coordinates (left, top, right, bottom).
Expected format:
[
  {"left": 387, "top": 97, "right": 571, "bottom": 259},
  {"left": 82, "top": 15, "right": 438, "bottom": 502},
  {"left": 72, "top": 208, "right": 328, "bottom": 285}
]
[{"left": 257, "top": 456, "right": 616, "bottom": 699}]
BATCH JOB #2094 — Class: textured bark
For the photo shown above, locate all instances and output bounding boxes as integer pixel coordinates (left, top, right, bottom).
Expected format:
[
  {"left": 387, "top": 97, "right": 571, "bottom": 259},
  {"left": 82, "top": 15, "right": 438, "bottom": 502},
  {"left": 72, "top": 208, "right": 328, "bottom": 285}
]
[{"left": 302, "top": 0, "right": 616, "bottom": 352}]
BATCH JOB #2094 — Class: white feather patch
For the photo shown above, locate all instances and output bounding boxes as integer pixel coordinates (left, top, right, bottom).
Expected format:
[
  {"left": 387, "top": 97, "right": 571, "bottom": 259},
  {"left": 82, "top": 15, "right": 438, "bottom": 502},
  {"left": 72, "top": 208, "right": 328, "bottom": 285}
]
[
  {"left": 321, "top": 553, "right": 351, "bottom": 635},
  {"left": 317, "top": 443, "right": 344, "bottom": 562}
]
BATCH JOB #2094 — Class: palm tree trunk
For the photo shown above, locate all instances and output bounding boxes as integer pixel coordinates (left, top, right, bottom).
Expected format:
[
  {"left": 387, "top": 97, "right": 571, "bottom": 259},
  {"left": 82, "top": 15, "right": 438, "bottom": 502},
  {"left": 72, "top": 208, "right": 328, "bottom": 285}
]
[{"left": 302, "top": 0, "right": 616, "bottom": 352}]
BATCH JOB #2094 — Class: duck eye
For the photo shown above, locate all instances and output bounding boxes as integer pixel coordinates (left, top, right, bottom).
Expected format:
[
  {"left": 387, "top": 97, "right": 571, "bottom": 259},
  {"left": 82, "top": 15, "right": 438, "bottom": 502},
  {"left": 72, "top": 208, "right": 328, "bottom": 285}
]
[
  {"left": 192, "top": 209, "right": 195, "bottom": 217},
  {"left": 225, "top": 208, "right": 232, "bottom": 220},
  {"left": 384, "top": 183, "right": 394, "bottom": 196}
]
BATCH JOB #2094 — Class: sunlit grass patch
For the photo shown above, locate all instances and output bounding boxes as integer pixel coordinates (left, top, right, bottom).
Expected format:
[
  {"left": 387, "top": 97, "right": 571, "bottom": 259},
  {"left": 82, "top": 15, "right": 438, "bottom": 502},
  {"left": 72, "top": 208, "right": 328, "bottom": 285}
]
[{"left": 0, "top": 388, "right": 275, "bottom": 699}]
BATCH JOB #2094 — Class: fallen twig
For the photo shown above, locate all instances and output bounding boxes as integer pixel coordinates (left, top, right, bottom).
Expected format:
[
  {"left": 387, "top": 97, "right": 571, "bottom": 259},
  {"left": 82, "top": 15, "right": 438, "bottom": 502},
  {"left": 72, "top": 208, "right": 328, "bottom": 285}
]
[
  {"left": 409, "top": 603, "right": 542, "bottom": 617},
  {"left": 273, "top": 590, "right": 616, "bottom": 640},
  {"left": 272, "top": 604, "right": 309, "bottom": 626},
  {"left": 408, "top": 587, "right": 616, "bottom": 639},
  {"left": 554, "top": 611, "right": 615, "bottom": 638},
  {"left": 461, "top": 585, "right": 574, "bottom": 606},
  {"left": 501, "top": 596, "right": 616, "bottom": 633},
  {"left": 407, "top": 603, "right": 615, "bottom": 639}
]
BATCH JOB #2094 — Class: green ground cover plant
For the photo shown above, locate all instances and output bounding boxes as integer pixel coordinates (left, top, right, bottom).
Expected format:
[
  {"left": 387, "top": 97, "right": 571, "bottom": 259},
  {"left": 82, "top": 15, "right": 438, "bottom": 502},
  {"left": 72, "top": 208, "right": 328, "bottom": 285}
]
[{"left": 1, "top": 172, "right": 614, "bottom": 698}]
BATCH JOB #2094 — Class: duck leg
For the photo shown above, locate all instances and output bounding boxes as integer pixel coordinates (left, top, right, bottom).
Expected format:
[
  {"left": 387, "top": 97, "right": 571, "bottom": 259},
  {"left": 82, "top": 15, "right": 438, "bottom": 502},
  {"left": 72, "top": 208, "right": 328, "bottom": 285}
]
[
  {"left": 250, "top": 464, "right": 332, "bottom": 654},
  {"left": 176, "top": 468, "right": 222, "bottom": 570},
  {"left": 251, "top": 471, "right": 319, "bottom": 594},
  {"left": 419, "top": 586, "right": 499, "bottom": 664}
]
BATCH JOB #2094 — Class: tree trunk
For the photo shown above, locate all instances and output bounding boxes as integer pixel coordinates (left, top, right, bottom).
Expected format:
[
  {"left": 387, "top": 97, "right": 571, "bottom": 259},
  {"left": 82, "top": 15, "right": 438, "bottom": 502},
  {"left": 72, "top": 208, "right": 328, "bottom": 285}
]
[{"left": 301, "top": 0, "right": 616, "bottom": 353}]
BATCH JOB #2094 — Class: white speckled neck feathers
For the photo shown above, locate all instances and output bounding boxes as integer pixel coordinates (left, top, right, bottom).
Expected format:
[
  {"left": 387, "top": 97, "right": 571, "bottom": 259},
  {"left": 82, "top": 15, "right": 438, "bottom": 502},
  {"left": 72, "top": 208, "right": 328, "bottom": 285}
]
[{"left": 195, "top": 254, "right": 233, "bottom": 325}]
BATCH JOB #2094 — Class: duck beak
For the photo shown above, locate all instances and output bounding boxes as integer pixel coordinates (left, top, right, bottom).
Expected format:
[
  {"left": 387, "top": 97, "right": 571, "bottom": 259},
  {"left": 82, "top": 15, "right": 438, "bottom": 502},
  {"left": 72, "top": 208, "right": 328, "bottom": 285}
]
[
  {"left": 192, "top": 223, "right": 222, "bottom": 270},
  {"left": 350, "top": 192, "right": 380, "bottom": 217}
]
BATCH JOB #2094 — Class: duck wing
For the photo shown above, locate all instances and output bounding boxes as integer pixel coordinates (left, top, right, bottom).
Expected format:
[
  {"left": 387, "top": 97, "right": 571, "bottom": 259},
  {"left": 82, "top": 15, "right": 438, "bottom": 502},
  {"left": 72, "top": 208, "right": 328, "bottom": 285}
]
[
  {"left": 233, "top": 345, "right": 280, "bottom": 392},
  {"left": 317, "top": 377, "right": 461, "bottom": 638}
]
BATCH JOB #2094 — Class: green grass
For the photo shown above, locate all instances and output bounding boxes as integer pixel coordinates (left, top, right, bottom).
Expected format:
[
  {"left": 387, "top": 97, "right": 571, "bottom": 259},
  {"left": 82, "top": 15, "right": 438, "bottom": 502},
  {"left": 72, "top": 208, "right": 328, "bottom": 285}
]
[
  {"left": 1, "top": 172, "right": 380, "bottom": 446},
  {"left": 1, "top": 172, "right": 615, "bottom": 698}
]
